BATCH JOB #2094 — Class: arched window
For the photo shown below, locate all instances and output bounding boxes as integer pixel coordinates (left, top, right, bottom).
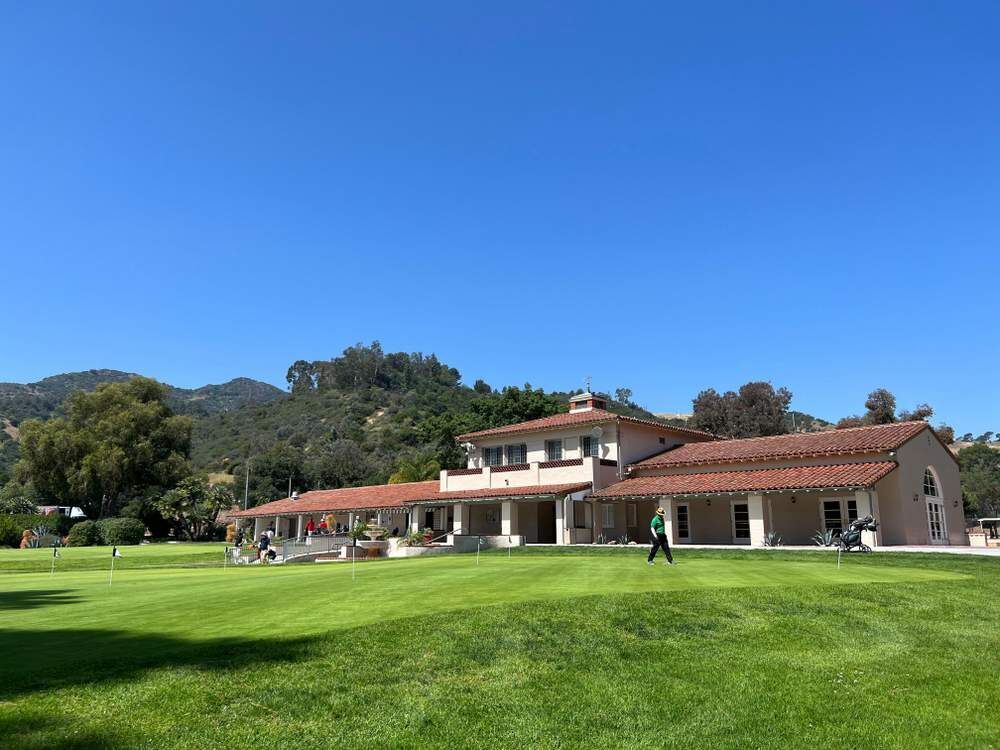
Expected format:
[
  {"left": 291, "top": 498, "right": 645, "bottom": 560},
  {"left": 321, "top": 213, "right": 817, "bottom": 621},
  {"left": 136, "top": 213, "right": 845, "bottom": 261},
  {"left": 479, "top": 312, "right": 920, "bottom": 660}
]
[{"left": 923, "top": 467, "right": 940, "bottom": 497}]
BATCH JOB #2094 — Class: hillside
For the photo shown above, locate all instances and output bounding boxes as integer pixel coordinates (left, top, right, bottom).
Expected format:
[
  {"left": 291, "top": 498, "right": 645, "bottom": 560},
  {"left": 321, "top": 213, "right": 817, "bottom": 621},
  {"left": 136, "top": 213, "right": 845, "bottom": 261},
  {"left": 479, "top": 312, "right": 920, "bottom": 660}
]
[
  {"left": 655, "top": 409, "right": 833, "bottom": 433},
  {"left": 0, "top": 369, "right": 285, "bottom": 424}
]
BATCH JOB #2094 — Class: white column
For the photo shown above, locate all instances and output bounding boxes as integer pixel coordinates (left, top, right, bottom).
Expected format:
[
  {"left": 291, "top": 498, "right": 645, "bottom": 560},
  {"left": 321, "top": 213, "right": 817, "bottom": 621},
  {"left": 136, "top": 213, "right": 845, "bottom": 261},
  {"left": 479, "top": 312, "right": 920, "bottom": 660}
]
[
  {"left": 453, "top": 503, "right": 469, "bottom": 534},
  {"left": 748, "top": 494, "right": 765, "bottom": 546},
  {"left": 855, "top": 490, "right": 877, "bottom": 547},
  {"left": 274, "top": 515, "right": 281, "bottom": 535},
  {"left": 254, "top": 518, "right": 263, "bottom": 537},
  {"left": 501, "top": 500, "right": 515, "bottom": 535},
  {"left": 662, "top": 497, "right": 674, "bottom": 543},
  {"left": 591, "top": 499, "right": 601, "bottom": 543},
  {"left": 410, "top": 508, "right": 421, "bottom": 532},
  {"left": 555, "top": 497, "right": 565, "bottom": 545},
  {"left": 296, "top": 515, "right": 303, "bottom": 538}
]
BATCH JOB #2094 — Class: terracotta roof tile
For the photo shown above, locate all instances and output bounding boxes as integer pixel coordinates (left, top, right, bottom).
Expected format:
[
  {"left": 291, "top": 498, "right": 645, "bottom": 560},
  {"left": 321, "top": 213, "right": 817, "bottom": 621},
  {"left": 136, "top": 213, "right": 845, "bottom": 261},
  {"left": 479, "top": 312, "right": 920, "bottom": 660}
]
[
  {"left": 230, "top": 481, "right": 591, "bottom": 518},
  {"left": 631, "top": 421, "right": 929, "bottom": 469},
  {"left": 456, "top": 408, "right": 714, "bottom": 442},
  {"left": 594, "top": 461, "right": 897, "bottom": 498}
]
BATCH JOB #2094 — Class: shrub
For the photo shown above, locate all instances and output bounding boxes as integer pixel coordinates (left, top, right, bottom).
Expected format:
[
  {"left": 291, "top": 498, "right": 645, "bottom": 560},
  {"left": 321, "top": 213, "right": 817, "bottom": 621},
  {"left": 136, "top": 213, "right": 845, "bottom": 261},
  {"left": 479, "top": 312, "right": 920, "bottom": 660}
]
[
  {"left": 66, "top": 520, "right": 102, "bottom": 546},
  {"left": 0, "top": 516, "right": 20, "bottom": 547},
  {"left": 96, "top": 517, "right": 146, "bottom": 546}
]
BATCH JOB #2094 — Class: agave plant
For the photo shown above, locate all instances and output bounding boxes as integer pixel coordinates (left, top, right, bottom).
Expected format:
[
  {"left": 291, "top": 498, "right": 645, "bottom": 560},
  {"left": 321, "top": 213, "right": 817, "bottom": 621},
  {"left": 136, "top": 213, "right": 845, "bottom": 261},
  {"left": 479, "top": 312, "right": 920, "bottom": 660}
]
[
  {"left": 617, "top": 534, "right": 631, "bottom": 545},
  {"left": 811, "top": 529, "right": 836, "bottom": 547},
  {"left": 762, "top": 530, "right": 783, "bottom": 547}
]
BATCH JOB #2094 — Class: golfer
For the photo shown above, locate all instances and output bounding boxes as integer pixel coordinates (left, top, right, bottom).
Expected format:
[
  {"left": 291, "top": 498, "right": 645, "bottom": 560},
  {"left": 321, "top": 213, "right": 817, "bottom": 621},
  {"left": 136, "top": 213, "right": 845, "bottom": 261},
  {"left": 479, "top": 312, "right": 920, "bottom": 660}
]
[{"left": 647, "top": 507, "right": 675, "bottom": 566}]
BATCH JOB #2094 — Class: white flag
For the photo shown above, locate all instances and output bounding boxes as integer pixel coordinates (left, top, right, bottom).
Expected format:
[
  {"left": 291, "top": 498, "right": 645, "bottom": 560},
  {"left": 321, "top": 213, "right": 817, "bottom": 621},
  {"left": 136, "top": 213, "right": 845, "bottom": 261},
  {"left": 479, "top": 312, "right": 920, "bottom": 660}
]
[{"left": 112, "top": 547, "right": 123, "bottom": 558}]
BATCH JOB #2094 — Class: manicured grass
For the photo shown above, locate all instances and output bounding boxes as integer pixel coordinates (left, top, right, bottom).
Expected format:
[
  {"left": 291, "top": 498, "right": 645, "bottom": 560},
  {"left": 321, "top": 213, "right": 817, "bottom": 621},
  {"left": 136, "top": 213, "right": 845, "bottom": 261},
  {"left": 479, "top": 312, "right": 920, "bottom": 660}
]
[
  {"left": 0, "top": 542, "right": 229, "bottom": 573},
  {"left": 0, "top": 547, "right": 997, "bottom": 749}
]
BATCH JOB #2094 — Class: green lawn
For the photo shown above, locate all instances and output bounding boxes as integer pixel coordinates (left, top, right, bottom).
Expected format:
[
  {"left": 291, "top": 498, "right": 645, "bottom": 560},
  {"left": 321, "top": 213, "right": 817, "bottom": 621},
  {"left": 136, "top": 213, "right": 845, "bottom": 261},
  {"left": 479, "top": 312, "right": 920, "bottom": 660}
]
[{"left": 0, "top": 546, "right": 997, "bottom": 749}]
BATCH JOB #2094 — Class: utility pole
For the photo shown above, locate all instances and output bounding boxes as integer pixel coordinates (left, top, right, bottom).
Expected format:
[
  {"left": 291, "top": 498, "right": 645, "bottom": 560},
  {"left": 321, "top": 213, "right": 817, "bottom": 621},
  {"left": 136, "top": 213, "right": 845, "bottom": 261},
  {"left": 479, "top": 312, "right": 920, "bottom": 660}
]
[{"left": 243, "top": 458, "right": 251, "bottom": 511}]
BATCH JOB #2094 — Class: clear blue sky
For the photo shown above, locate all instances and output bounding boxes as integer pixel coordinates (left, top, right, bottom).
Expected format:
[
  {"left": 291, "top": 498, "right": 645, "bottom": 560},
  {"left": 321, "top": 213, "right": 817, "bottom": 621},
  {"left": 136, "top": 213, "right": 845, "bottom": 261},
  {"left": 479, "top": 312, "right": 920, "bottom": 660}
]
[{"left": 2, "top": 2, "right": 998, "bottom": 433}]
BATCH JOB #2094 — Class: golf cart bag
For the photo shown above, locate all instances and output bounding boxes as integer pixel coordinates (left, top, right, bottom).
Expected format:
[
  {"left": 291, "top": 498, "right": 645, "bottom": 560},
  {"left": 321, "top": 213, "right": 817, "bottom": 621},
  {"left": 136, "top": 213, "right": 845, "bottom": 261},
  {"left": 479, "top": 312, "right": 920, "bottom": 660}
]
[{"left": 837, "top": 515, "right": 878, "bottom": 553}]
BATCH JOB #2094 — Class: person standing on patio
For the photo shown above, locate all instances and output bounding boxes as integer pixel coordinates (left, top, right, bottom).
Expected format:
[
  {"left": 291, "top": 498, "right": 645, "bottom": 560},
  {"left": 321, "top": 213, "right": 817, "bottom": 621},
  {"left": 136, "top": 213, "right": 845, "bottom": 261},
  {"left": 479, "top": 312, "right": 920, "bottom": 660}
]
[
  {"left": 305, "top": 518, "right": 316, "bottom": 536},
  {"left": 647, "top": 507, "right": 674, "bottom": 566}
]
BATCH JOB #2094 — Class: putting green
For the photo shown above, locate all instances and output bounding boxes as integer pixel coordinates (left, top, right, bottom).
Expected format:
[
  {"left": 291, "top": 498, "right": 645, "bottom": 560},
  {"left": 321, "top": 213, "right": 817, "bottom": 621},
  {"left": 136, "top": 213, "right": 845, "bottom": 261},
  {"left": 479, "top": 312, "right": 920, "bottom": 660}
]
[{"left": 0, "top": 548, "right": 964, "bottom": 643}]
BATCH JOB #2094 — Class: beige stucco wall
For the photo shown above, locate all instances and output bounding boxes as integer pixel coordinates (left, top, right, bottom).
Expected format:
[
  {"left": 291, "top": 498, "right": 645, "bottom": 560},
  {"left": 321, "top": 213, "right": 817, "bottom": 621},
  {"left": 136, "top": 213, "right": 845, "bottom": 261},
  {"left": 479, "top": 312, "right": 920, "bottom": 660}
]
[
  {"left": 618, "top": 424, "right": 687, "bottom": 466},
  {"left": 469, "top": 423, "right": 618, "bottom": 467},
  {"left": 886, "top": 431, "right": 963, "bottom": 545}
]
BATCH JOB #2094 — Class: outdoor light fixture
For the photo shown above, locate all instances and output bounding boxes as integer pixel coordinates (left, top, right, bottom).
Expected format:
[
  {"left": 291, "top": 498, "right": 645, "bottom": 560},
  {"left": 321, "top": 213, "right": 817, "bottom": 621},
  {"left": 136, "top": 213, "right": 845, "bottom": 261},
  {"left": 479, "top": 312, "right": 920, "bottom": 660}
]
[
  {"left": 913, "top": 493, "right": 920, "bottom": 502},
  {"left": 791, "top": 495, "right": 797, "bottom": 503}
]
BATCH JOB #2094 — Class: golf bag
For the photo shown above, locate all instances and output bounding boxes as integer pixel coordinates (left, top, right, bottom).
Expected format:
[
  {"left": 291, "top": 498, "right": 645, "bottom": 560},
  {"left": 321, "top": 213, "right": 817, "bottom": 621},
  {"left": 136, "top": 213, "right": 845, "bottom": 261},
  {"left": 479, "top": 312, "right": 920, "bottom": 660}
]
[{"left": 837, "top": 514, "right": 878, "bottom": 553}]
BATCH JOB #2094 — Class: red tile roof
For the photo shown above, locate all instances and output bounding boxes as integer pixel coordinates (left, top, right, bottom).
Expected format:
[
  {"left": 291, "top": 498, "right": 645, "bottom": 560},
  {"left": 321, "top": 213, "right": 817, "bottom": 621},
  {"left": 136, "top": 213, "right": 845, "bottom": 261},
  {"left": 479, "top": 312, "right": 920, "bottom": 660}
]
[
  {"left": 593, "top": 461, "right": 897, "bottom": 498},
  {"left": 419, "top": 482, "right": 592, "bottom": 504},
  {"left": 230, "top": 481, "right": 441, "bottom": 518},
  {"left": 456, "top": 408, "right": 715, "bottom": 442},
  {"left": 230, "top": 481, "right": 591, "bottom": 518},
  {"left": 631, "top": 421, "right": 930, "bottom": 469}
]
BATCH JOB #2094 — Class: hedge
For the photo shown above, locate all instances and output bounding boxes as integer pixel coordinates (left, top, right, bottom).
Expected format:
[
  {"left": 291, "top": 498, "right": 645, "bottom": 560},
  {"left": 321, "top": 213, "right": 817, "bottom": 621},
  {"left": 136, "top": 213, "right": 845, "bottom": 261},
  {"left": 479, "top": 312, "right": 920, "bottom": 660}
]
[
  {"left": 66, "top": 520, "right": 102, "bottom": 547},
  {"left": 96, "top": 517, "right": 146, "bottom": 545}
]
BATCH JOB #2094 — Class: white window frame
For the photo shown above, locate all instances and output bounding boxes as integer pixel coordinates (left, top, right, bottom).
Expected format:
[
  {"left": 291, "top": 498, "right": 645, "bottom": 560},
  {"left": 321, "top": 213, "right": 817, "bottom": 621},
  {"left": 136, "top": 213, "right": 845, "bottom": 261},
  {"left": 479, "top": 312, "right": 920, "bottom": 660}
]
[
  {"left": 730, "top": 501, "right": 750, "bottom": 544},
  {"left": 581, "top": 435, "right": 600, "bottom": 458},
  {"left": 819, "top": 497, "right": 858, "bottom": 534},
  {"left": 504, "top": 443, "right": 527, "bottom": 465},
  {"left": 675, "top": 502, "right": 691, "bottom": 541},
  {"left": 483, "top": 446, "right": 503, "bottom": 467},
  {"left": 923, "top": 466, "right": 948, "bottom": 544},
  {"left": 602, "top": 503, "right": 615, "bottom": 528},
  {"left": 545, "top": 439, "right": 563, "bottom": 461}
]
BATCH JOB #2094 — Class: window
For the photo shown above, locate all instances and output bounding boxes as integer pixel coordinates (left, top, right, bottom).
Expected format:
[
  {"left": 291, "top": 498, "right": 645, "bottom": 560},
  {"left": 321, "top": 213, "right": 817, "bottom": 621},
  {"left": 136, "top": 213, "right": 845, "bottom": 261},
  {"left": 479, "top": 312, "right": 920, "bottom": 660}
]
[
  {"left": 676, "top": 504, "right": 690, "bottom": 540},
  {"left": 573, "top": 502, "right": 587, "bottom": 528},
  {"left": 627, "top": 503, "right": 637, "bottom": 527},
  {"left": 483, "top": 447, "right": 503, "bottom": 466},
  {"left": 927, "top": 501, "right": 947, "bottom": 542},
  {"left": 505, "top": 443, "right": 527, "bottom": 464},
  {"left": 602, "top": 504, "right": 615, "bottom": 528},
  {"left": 822, "top": 500, "right": 845, "bottom": 534},
  {"left": 732, "top": 503, "right": 750, "bottom": 539},
  {"left": 659, "top": 437, "right": 666, "bottom": 445},
  {"left": 581, "top": 435, "right": 600, "bottom": 457},
  {"left": 847, "top": 499, "right": 858, "bottom": 523},
  {"left": 923, "top": 468, "right": 940, "bottom": 497},
  {"left": 545, "top": 439, "right": 563, "bottom": 461}
]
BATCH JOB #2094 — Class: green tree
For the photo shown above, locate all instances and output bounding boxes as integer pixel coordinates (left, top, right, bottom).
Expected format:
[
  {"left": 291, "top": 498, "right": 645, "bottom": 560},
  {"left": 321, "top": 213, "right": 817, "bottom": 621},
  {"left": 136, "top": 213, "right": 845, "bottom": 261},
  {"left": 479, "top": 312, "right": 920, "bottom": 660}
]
[
  {"left": 465, "top": 385, "right": 564, "bottom": 431},
  {"left": 899, "top": 403, "right": 934, "bottom": 422},
  {"left": 935, "top": 424, "right": 955, "bottom": 445},
  {"left": 864, "top": 388, "right": 897, "bottom": 424},
  {"left": 0, "top": 480, "right": 42, "bottom": 514},
  {"left": 388, "top": 453, "right": 441, "bottom": 484},
  {"left": 691, "top": 382, "right": 792, "bottom": 438},
  {"left": 232, "top": 443, "right": 307, "bottom": 507},
  {"left": 836, "top": 415, "right": 866, "bottom": 429},
  {"left": 155, "top": 476, "right": 234, "bottom": 540},
  {"left": 958, "top": 443, "right": 1000, "bottom": 517},
  {"left": 14, "top": 378, "right": 192, "bottom": 518}
]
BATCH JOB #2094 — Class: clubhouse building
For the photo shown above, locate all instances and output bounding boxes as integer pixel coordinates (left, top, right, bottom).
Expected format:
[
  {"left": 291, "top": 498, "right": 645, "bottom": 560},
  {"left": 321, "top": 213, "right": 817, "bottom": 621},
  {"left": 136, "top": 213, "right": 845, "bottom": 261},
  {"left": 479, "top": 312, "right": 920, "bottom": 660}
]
[{"left": 232, "top": 392, "right": 965, "bottom": 549}]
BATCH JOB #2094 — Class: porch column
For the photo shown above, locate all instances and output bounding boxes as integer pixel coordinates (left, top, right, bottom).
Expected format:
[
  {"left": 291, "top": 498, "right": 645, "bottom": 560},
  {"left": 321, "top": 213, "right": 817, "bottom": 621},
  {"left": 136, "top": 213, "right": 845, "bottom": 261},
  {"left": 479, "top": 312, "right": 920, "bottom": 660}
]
[
  {"left": 662, "top": 497, "right": 674, "bottom": 543},
  {"left": 748, "top": 494, "right": 765, "bottom": 546},
  {"left": 274, "top": 515, "right": 281, "bottom": 535},
  {"left": 501, "top": 500, "right": 516, "bottom": 536},
  {"left": 296, "top": 515, "right": 303, "bottom": 538},
  {"left": 555, "top": 496, "right": 565, "bottom": 545},
  {"left": 591, "top": 499, "right": 601, "bottom": 543},
  {"left": 854, "top": 490, "right": 878, "bottom": 547},
  {"left": 453, "top": 503, "right": 469, "bottom": 534},
  {"left": 410, "top": 508, "right": 421, "bottom": 532},
  {"left": 253, "top": 517, "right": 263, "bottom": 537}
]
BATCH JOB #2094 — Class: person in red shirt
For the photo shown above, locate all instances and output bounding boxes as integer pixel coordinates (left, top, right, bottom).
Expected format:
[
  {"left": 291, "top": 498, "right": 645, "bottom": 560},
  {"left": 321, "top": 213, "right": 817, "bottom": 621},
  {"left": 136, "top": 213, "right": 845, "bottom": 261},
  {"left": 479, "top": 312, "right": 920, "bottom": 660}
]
[{"left": 305, "top": 518, "right": 316, "bottom": 536}]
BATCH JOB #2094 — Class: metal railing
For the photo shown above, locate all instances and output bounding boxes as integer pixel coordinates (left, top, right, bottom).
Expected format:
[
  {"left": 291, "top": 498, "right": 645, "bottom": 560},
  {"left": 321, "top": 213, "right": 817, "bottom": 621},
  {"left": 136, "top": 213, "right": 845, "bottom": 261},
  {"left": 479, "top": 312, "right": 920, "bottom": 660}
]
[{"left": 281, "top": 534, "right": 351, "bottom": 561}]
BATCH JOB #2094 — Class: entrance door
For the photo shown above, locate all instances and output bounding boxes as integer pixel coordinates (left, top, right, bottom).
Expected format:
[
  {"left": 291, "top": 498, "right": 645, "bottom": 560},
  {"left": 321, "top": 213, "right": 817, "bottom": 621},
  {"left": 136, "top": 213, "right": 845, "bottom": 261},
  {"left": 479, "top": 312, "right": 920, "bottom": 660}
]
[
  {"left": 731, "top": 502, "right": 750, "bottom": 544},
  {"left": 536, "top": 501, "right": 556, "bottom": 544},
  {"left": 927, "top": 500, "right": 948, "bottom": 544}
]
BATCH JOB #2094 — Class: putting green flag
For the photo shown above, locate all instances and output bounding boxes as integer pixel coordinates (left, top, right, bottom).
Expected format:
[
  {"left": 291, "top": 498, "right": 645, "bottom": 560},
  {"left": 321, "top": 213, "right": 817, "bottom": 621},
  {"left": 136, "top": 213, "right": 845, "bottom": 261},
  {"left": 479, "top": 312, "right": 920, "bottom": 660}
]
[
  {"left": 53, "top": 547, "right": 60, "bottom": 559},
  {"left": 112, "top": 547, "right": 123, "bottom": 558}
]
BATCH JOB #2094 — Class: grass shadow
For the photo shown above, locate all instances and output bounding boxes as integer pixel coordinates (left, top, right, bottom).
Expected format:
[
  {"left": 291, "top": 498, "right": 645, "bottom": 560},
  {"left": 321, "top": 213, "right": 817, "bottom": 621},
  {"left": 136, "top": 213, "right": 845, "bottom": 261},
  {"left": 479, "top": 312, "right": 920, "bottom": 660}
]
[{"left": 0, "top": 589, "right": 82, "bottom": 611}]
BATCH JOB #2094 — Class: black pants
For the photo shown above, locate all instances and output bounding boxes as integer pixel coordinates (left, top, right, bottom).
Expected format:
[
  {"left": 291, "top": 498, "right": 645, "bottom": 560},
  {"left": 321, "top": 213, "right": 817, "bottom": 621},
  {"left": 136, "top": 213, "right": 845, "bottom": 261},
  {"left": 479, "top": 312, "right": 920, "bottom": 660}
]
[{"left": 648, "top": 531, "right": 673, "bottom": 563}]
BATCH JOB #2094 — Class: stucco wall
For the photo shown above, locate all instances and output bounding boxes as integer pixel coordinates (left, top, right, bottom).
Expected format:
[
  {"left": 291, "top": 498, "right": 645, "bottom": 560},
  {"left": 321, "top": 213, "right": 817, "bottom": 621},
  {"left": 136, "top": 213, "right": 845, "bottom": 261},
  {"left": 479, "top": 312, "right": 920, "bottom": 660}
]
[
  {"left": 890, "top": 431, "right": 964, "bottom": 544},
  {"left": 619, "top": 424, "right": 686, "bottom": 466},
  {"left": 470, "top": 424, "right": 617, "bottom": 467}
]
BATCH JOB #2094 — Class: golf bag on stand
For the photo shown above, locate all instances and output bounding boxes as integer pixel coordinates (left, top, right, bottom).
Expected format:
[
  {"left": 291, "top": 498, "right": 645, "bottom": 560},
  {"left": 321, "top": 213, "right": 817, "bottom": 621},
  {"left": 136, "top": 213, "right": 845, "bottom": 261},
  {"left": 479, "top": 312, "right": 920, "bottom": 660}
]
[{"left": 837, "top": 515, "right": 878, "bottom": 553}]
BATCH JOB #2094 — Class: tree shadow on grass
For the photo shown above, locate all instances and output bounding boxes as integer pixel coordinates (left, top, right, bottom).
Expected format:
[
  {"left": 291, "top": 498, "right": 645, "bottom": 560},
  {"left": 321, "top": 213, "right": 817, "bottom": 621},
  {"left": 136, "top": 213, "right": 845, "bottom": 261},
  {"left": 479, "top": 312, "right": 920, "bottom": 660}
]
[
  {"left": 0, "top": 709, "right": 133, "bottom": 750},
  {"left": 0, "top": 628, "right": 314, "bottom": 702},
  {"left": 0, "top": 589, "right": 82, "bottom": 611}
]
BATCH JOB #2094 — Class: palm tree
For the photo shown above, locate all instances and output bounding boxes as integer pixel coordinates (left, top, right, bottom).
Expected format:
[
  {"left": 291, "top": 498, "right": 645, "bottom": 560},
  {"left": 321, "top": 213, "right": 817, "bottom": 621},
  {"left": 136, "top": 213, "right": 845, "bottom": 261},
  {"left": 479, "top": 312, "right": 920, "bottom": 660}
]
[{"left": 388, "top": 454, "right": 441, "bottom": 484}]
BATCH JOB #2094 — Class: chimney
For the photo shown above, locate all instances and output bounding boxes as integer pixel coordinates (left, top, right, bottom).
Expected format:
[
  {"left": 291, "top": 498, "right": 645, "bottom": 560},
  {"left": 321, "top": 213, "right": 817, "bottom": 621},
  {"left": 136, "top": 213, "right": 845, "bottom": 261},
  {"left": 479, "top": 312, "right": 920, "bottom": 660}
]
[
  {"left": 568, "top": 391, "right": 608, "bottom": 412},
  {"left": 291, "top": 491, "right": 299, "bottom": 501}
]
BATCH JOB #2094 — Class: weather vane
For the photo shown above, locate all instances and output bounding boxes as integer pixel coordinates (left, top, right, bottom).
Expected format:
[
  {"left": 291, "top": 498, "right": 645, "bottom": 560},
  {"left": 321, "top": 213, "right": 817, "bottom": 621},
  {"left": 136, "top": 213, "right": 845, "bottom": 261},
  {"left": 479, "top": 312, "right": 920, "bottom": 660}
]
[{"left": 585, "top": 374, "right": 592, "bottom": 393}]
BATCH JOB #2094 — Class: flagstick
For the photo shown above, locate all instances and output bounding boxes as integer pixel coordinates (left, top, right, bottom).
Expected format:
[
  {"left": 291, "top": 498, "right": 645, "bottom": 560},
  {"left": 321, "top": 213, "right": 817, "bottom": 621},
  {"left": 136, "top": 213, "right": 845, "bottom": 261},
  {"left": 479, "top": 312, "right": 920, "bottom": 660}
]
[
  {"left": 352, "top": 548, "right": 356, "bottom": 583},
  {"left": 477, "top": 537, "right": 481, "bottom": 567},
  {"left": 837, "top": 545, "right": 842, "bottom": 570},
  {"left": 109, "top": 554, "right": 116, "bottom": 587},
  {"left": 50, "top": 554, "right": 55, "bottom": 576}
]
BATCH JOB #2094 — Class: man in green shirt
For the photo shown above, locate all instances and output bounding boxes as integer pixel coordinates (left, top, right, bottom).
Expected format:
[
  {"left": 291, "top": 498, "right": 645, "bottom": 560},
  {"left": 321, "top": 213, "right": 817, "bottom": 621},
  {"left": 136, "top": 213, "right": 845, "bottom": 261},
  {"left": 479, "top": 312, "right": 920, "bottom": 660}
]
[{"left": 647, "top": 507, "right": 675, "bottom": 566}]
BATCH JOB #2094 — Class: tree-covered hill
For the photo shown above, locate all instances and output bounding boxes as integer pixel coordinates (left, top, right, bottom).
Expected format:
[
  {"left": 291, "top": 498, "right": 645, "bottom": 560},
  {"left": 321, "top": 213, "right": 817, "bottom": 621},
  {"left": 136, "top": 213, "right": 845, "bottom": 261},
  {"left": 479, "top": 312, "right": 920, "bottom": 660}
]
[{"left": 0, "top": 369, "right": 285, "bottom": 423}]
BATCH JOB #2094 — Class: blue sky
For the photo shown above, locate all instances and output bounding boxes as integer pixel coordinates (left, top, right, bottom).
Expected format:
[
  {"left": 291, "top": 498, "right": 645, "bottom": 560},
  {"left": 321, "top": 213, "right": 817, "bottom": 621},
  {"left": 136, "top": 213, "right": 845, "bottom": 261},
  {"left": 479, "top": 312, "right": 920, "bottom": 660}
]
[{"left": 2, "top": 2, "right": 998, "bottom": 433}]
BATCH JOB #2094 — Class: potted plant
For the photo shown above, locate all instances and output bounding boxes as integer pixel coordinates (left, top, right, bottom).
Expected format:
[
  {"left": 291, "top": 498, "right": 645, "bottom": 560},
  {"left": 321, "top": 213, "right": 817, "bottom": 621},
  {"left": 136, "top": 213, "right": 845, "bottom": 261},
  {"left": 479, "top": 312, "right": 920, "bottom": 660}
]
[{"left": 422, "top": 527, "right": 434, "bottom": 545}]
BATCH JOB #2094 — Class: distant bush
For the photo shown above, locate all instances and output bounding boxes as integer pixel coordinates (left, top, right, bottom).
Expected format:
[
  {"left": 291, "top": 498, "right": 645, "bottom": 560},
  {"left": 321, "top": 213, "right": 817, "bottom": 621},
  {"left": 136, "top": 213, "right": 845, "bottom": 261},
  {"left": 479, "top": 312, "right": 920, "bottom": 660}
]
[
  {"left": 96, "top": 518, "right": 146, "bottom": 546},
  {"left": 0, "top": 516, "right": 20, "bottom": 547},
  {"left": 66, "top": 520, "right": 102, "bottom": 547}
]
